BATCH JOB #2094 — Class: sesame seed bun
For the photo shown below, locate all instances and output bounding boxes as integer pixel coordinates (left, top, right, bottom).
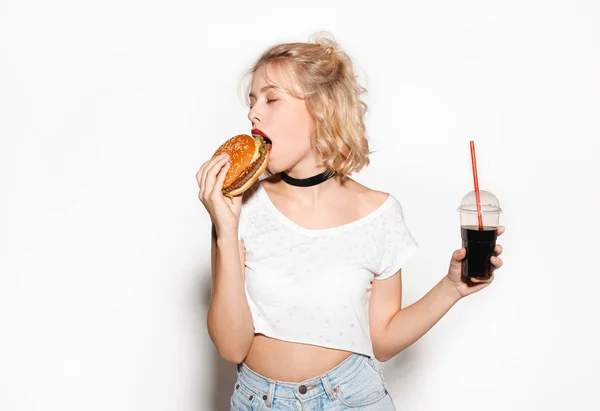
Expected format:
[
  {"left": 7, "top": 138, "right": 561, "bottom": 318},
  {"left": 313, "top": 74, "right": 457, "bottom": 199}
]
[{"left": 212, "top": 134, "right": 271, "bottom": 197}]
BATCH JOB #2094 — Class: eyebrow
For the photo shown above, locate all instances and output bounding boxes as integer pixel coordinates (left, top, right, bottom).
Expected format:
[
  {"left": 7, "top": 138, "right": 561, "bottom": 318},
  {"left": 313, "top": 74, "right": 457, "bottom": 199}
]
[{"left": 248, "top": 85, "right": 279, "bottom": 100}]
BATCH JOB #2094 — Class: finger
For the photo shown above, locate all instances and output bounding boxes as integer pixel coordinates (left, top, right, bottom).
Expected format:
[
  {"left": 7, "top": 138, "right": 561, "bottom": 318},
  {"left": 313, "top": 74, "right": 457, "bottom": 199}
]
[
  {"left": 197, "top": 161, "right": 211, "bottom": 199},
  {"left": 494, "top": 244, "right": 503, "bottom": 256},
  {"left": 199, "top": 161, "right": 211, "bottom": 200},
  {"left": 211, "top": 159, "right": 231, "bottom": 196},
  {"left": 449, "top": 248, "right": 466, "bottom": 273},
  {"left": 230, "top": 193, "right": 243, "bottom": 208},
  {"left": 468, "top": 276, "right": 495, "bottom": 292},
  {"left": 205, "top": 154, "right": 230, "bottom": 196},
  {"left": 491, "top": 256, "right": 503, "bottom": 269},
  {"left": 470, "top": 274, "right": 495, "bottom": 284},
  {"left": 202, "top": 154, "right": 228, "bottom": 198},
  {"left": 196, "top": 161, "right": 209, "bottom": 186},
  {"left": 497, "top": 226, "right": 505, "bottom": 236},
  {"left": 453, "top": 248, "right": 466, "bottom": 262}
]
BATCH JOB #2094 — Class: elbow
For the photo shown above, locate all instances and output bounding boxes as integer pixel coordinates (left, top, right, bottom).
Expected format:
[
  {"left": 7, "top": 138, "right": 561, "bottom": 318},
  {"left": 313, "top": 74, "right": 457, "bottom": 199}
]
[
  {"left": 373, "top": 350, "right": 391, "bottom": 363},
  {"left": 217, "top": 346, "right": 248, "bottom": 364},
  {"left": 209, "top": 336, "right": 252, "bottom": 364},
  {"left": 208, "top": 326, "right": 253, "bottom": 364},
  {"left": 374, "top": 343, "right": 413, "bottom": 363},
  {"left": 207, "top": 312, "right": 254, "bottom": 364},
  {"left": 372, "top": 345, "right": 390, "bottom": 363},
  {"left": 372, "top": 340, "right": 394, "bottom": 363}
]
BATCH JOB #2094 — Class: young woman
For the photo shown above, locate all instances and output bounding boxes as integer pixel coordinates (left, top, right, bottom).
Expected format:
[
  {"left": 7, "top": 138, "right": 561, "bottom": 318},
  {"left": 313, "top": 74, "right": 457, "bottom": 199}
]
[{"left": 197, "top": 33, "right": 505, "bottom": 411}]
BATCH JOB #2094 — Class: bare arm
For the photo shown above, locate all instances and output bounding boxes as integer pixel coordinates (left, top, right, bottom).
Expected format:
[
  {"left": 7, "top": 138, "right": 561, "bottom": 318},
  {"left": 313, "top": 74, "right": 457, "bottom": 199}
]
[
  {"left": 369, "top": 270, "right": 461, "bottom": 362},
  {"left": 370, "top": 234, "right": 505, "bottom": 362},
  {"left": 206, "top": 224, "right": 255, "bottom": 363}
]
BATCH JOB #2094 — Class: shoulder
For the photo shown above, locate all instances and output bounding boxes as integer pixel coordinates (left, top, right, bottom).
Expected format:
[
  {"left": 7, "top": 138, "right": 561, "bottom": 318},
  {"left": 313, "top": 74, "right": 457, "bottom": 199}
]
[
  {"left": 344, "top": 179, "right": 410, "bottom": 229},
  {"left": 344, "top": 178, "right": 393, "bottom": 212}
]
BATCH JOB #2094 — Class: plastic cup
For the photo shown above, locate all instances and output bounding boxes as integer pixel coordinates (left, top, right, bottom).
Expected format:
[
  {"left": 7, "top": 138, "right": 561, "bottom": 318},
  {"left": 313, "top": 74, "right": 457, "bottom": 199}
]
[{"left": 457, "top": 190, "right": 502, "bottom": 278}]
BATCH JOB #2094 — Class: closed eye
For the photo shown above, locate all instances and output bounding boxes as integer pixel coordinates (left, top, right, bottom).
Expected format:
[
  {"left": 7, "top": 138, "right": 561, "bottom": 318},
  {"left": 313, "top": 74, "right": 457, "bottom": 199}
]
[
  {"left": 249, "top": 99, "right": 277, "bottom": 109},
  {"left": 249, "top": 98, "right": 278, "bottom": 110}
]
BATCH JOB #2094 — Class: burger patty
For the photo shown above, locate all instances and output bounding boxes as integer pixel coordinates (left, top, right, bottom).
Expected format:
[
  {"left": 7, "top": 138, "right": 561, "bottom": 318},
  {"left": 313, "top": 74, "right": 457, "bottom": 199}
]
[{"left": 225, "top": 139, "right": 270, "bottom": 192}]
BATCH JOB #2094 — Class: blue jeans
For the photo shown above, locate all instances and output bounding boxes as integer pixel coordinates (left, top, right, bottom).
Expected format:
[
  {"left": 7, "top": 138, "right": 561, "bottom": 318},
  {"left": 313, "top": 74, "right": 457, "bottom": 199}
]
[{"left": 230, "top": 353, "right": 396, "bottom": 410}]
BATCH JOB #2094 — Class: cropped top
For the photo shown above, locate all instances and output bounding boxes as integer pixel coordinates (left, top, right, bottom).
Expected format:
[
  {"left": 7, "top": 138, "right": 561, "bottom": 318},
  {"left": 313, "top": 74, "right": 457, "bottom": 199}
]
[{"left": 238, "top": 180, "right": 419, "bottom": 358}]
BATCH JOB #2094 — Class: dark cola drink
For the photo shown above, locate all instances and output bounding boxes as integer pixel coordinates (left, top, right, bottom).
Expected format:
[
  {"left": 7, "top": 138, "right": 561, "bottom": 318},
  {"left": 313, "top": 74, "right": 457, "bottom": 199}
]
[{"left": 461, "top": 225, "right": 497, "bottom": 278}]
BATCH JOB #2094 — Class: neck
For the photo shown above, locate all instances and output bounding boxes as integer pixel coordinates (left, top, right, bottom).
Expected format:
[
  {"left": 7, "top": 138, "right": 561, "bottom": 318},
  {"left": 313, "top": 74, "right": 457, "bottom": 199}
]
[
  {"left": 276, "top": 172, "right": 341, "bottom": 203},
  {"left": 281, "top": 169, "right": 335, "bottom": 187},
  {"left": 282, "top": 164, "right": 328, "bottom": 179}
]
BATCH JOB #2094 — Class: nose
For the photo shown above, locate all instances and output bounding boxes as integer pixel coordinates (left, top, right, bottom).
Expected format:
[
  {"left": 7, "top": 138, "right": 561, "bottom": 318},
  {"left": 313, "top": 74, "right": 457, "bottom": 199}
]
[{"left": 247, "top": 105, "right": 261, "bottom": 127}]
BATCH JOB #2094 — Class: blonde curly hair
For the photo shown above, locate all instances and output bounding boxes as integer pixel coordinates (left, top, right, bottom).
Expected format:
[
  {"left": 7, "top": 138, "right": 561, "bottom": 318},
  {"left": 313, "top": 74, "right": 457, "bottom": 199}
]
[{"left": 239, "top": 32, "right": 371, "bottom": 179}]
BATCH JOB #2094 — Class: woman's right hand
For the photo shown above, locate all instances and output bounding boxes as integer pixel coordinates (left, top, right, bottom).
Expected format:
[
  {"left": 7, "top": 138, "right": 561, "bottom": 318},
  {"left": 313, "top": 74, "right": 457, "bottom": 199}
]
[{"left": 196, "top": 153, "right": 243, "bottom": 237}]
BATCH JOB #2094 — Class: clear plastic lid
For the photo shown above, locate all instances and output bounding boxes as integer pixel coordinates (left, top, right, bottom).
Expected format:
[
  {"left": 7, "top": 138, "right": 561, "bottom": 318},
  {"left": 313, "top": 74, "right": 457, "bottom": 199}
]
[
  {"left": 457, "top": 190, "right": 502, "bottom": 215},
  {"left": 457, "top": 190, "right": 502, "bottom": 228}
]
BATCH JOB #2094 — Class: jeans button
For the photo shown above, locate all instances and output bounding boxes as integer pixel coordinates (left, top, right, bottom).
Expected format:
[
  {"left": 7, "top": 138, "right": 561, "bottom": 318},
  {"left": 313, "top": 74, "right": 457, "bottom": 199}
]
[{"left": 299, "top": 385, "right": 307, "bottom": 394}]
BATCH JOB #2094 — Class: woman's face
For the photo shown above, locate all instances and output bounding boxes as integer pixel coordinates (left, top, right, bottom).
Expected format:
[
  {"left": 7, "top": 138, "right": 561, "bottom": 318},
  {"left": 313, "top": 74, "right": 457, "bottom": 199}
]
[{"left": 247, "top": 65, "right": 317, "bottom": 175}]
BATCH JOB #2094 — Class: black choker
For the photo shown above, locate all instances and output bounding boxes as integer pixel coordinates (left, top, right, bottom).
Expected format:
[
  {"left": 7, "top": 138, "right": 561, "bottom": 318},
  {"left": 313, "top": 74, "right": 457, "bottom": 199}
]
[{"left": 280, "top": 170, "right": 336, "bottom": 187}]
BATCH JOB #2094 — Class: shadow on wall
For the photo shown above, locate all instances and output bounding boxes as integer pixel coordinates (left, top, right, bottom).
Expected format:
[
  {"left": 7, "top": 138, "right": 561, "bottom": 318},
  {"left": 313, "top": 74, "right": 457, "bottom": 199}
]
[{"left": 200, "top": 272, "right": 238, "bottom": 411}]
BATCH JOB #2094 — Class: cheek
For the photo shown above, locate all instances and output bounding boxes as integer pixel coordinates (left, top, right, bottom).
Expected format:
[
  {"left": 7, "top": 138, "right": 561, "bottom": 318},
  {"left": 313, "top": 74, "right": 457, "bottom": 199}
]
[
  {"left": 284, "top": 111, "right": 313, "bottom": 144},
  {"left": 269, "top": 103, "right": 314, "bottom": 160},
  {"left": 278, "top": 130, "right": 311, "bottom": 159}
]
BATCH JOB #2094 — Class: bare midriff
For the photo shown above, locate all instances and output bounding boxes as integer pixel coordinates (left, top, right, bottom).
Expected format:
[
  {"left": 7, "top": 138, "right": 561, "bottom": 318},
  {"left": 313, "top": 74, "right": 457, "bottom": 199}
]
[{"left": 243, "top": 334, "right": 354, "bottom": 383}]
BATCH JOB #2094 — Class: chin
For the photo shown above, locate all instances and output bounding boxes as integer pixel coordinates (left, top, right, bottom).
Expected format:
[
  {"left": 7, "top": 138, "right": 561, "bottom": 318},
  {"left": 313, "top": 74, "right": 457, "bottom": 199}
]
[
  {"left": 265, "top": 159, "right": 284, "bottom": 175},
  {"left": 265, "top": 154, "right": 307, "bottom": 176}
]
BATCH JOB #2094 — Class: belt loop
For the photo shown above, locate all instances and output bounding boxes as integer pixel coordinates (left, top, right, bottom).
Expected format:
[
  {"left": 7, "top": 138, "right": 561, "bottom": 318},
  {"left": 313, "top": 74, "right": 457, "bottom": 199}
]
[
  {"left": 265, "top": 381, "right": 275, "bottom": 408},
  {"left": 320, "top": 374, "right": 336, "bottom": 401}
]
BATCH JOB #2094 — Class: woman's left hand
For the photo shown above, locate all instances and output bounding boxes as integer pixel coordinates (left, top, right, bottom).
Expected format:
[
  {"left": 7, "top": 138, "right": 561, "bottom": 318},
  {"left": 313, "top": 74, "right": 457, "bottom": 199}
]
[{"left": 445, "top": 226, "right": 505, "bottom": 298}]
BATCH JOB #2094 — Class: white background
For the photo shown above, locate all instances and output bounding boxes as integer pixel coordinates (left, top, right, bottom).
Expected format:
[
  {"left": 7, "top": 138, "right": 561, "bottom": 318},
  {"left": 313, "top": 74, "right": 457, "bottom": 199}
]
[{"left": 1, "top": 0, "right": 599, "bottom": 410}]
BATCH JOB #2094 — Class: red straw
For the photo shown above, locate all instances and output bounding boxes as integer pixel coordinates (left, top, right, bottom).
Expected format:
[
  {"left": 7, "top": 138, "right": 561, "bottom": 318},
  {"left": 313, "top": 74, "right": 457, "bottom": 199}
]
[{"left": 470, "top": 141, "right": 484, "bottom": 230}]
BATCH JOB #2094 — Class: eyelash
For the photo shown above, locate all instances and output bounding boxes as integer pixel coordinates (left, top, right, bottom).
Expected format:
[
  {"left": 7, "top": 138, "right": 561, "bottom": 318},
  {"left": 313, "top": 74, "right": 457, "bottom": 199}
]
[{"left": 249, "top": 99, "right": 278, "bottom": 109}]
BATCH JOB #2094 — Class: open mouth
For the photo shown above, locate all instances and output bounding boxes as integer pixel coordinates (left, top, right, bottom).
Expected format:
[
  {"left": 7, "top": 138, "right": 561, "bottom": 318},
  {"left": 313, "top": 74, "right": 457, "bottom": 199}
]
[{"left": 251, "top": 128, "right": 272, "bottom": 146}]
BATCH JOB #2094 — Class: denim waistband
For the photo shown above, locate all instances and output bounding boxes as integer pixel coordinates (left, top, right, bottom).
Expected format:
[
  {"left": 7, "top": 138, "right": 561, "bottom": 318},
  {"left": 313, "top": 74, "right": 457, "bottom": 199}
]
[{"left": 236, "top": 353, "right": 370, "bottom": 404}]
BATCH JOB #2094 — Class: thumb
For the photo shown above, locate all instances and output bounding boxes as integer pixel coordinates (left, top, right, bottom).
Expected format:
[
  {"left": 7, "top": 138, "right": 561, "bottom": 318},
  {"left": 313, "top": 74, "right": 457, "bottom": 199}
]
[
  {"left": 450, "top": 248, "right": 466, "bottom": 268},
  {"left": 230, "top": 193, "right": 243, "bottom": 212}
]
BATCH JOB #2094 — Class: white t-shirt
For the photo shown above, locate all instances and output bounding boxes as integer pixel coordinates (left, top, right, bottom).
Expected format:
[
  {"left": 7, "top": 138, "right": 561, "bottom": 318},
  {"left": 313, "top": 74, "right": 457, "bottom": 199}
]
[{"left": 238, "top": 180, "right": 418, "bottom": 358}]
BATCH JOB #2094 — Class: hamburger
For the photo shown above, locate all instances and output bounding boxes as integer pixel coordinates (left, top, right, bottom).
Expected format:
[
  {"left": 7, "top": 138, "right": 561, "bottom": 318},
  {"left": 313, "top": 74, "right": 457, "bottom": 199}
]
[{"left": 212, "top": 130, "right": 271, "bottom": 198}]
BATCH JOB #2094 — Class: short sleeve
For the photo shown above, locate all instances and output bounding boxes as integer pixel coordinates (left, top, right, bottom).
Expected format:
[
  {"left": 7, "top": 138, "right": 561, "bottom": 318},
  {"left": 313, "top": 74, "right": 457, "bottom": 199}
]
[{"left": 375, "top": 196, "right": 419, "bottom": 280}]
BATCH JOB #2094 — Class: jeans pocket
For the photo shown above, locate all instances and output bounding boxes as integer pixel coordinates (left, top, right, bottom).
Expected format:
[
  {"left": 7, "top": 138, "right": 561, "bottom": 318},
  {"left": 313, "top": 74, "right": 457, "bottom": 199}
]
[
  {"left": 230, "top": 380, "right": 265, "bottom": 411},
  {"left": 334, "top": 358, "right": 389, "bottom": 408}
]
